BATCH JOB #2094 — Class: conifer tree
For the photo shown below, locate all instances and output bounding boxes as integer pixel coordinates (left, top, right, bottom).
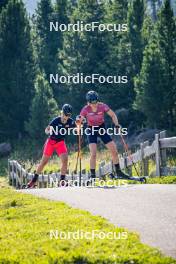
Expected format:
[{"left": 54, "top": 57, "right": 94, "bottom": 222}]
[
  {"left": 156, "top": 0, "right": 176, "bottom": 130},
  {"left": 26, "top": 74, "right": 58, "bottom": 143},
  {"left": 0, "top": 0, "right": 35, "bottom": 140},
  {"left": 0, "top": 0, "right": 8, "bottom": 12},
  {"left": 34, "top": 0, "right": 56, "bottom": 76},
  {"left": 34, "top": 0, "right": 69, "bottom": 101},
  {"left": 103, "top": 0, "right": 132, "bottom": 110},
  {"left": 142, "top": 15, "right": 154, "bottom": 46},
  {"left": 134, "top": 36, "right": 166, "bottom": 128},
  {"left": 58, "top": 0, "right": 108, "bottom": 113},
  {"left": 134, "top": 0, "right": 176, "bottom": 131},
  {"left": 127, "top": 0, "right": 145, "bottom": 76}
]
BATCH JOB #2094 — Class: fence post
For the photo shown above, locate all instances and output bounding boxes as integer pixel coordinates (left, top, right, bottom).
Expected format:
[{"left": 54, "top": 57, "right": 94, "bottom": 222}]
[
  {"left": 159, "top": 130, "right": 167, "bottom": 168},
  {"left": 15, "top": 161, "right": 19, "bottom": 189},
  {"left": 13, "top": 161, "right": 17, "bottom": 188},
  {"left": 111, "top": 160, "right": 113, "bottom": 174},
  {"left": 41, "top": 174, "right": 43, "bottom": 188},
  {"left": 99, "top": 161, "right": 105, "bottom": 179},
  {"left": 11, "top": 161, "right": 15, "bottom": 187},
  {"left": 98, "top": 164, "right": 102, "bottom": 179},
  {"left": 144, "top": 141, "right": 149, "bottom": 176},
  {"left": 17, "top": 161, "right": 21, "bottom": 188},
  {"left": 140, "top": 141, "right": 149, "bottom": 176},
  {"left": 21, "top": 166, "right": 24, "bottom": 187},
  {"left": 17, "top": 163, "right": 22, "bottom": 189},
  {"left": 125, "top": 155, "right": 132, "bottom": 176},
  {"left": 24, "top": 170, "right": 27, "bottom": 186},
  {"left": 47, "top": 174, "right": 50, "bottom": 188},
  {"left": 140, "top": 143, "right": 144, "bottom": 176},
  {"left": 8, "top": 159, "right": 10, "bottom": 185},
  {"left": 155, "top": 133, "right": 161, "bottom": 176},
  {"left": 123, "top": 153, "right": 126, "bottom": 169},
  {"left": 119, "top": 155, "right": 125, "bottom": 171}
]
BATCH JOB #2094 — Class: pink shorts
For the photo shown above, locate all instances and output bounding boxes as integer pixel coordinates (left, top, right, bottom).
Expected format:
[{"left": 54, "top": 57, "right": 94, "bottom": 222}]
[{"left": 43, "top": 138, "right": 68, "bottom": 157}]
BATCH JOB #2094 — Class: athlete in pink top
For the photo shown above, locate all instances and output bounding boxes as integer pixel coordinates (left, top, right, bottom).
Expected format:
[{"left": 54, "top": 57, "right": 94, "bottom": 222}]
[
  {"left": 80, "top": 103, "right": 110, "bottom": 126},
  {"left": 78, "top": 90, "right": 129, "bottom": 179}
]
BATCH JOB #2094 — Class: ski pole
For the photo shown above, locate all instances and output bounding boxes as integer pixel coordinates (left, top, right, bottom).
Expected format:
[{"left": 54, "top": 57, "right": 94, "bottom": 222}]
[
  {"left": 74, "top": 139, "right": 80, "bottom": 174},
  {"left": 75, "top": 122, "right": 82, "bottom": 186},
  {"left": 78, "top": 130, "right": 82, "bottom": 186},
  {"left": 75, "top": 116, "right": 86, "bottom": 184},
  {"left": 74, "top": 124, "right": 83, "bottom": 174},
  {"left": 78, "top": 124, "right": 82, "bottom": 186},
  {"left": 118, "top": 129, "right": 140, "bottom": 177}
]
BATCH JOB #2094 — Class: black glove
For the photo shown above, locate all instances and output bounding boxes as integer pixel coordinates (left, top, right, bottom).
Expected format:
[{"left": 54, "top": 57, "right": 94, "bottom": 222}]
[{"left": 115, "top": 124, "right": 122, "bottom": 129}]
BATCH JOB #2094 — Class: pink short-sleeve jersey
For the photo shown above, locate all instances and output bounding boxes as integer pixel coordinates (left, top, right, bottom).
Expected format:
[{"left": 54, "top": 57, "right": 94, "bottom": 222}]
[{"left": 80, "top": 103, "right": 110, "bottom": 126}]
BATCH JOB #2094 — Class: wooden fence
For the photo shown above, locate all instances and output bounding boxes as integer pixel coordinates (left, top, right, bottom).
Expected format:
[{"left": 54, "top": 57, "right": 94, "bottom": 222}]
[
  {"left": 8, "top": 130, "right": 176, "bottom": 188},
  {"left": 99, "top": 130, "right": 176, "bottom": 177},
  {"left": 8, "top": 160, "right": 88, "bottom": 189}
]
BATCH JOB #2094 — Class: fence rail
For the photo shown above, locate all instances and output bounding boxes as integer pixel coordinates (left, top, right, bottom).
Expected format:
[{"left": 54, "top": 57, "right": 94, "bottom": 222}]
[
  {"left": 96, "top": 131, "right": 176, "bottom": 177},
  {"left": 8, "top": 160, "right": 84, "bottom": 189},
  {"left": 8, "top": 130, "right": 176, "bottom": 188}
]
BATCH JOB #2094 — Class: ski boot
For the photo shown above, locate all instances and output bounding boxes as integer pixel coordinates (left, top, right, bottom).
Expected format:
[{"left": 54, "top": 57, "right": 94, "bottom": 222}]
[
  {"left": 26, "top": 174, "right": 38, "bottom": 189},
  {"left": 58, "top": 175, "right": 68, "bottom": 187},
  {"left": 115, "top": 169, "right": 131, "bottom": 180}
]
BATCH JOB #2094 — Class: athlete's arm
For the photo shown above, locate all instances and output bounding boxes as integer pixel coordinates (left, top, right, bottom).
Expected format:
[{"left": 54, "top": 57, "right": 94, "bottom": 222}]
[
  {"left": 69, "top": 118, "right": 77, "bottom": 128},
  {"left": 45, "top": 117, "right": 57, "bottom": 135},
  {"left": 45, "top": 126, "right": 50, "bottom": 135},
  {"left": 75, "top": 115, "right": 85, "bottom": 125},
  {"left": 78, "top": 106, "right": 87, "bottom": 125},
  {"left": 106, "top": 109, "right": 119, "bottom": 127}
]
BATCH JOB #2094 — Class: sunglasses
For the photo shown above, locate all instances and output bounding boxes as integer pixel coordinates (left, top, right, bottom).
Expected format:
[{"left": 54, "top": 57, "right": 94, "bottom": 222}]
[
  {"left": 90, "top": 101, "right": 98, "bottom": 104},
  {"left": 65, "top": 113, "right": 72, "bottom": 117}
]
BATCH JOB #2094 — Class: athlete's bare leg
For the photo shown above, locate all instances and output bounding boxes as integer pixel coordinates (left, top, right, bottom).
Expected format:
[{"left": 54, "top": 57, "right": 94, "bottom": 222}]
[
  {"left": 36, "top": 155, "right": 50, "bottom": 174},
  {"left": 105, "top": 141, "right": 119, "bottom": 164},
  {"left": 89, "top": 143, "right": 97, "bottom": 169},
  {"left": 60, "top": 153, "right": 68, "bottom": 175}
]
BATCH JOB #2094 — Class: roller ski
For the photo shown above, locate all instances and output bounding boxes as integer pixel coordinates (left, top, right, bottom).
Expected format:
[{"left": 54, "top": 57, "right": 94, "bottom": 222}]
[
  {"left": 23, "top": 182, "right": 37, "bottom": 189},
  {"left": 25, "top": 173, "right": 38, "bottom": 189},
  {"left": 115, "top": 175, "right": 147, "bottom": 183},
  {"left": 109, "top": 171, "right": 147, "bottom": 183},
  {"left": 58, "top": 175, "right": 69, "bottom": 187}
]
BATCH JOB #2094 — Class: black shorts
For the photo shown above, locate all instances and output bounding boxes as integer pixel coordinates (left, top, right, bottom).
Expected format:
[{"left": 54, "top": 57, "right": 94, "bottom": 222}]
[{"left": 87, "top": 123, "right": 112, "bottom": 145}]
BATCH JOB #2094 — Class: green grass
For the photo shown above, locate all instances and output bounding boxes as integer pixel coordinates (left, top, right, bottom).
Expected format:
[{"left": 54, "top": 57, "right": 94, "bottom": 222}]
[
  {"left": 114, "top": 176, "right": 176, "bottom": 185},
  {"left": 146, "top": 175, "right": 176, "bottom": 184},
  {"left": 0, "top": 180, "right": 176, "bottom": 263},
  {"left": 0, "top": 157, "right": 8, "bottom": 177},
  {"left": 95, "top": 175, "right": 176, "bottom": 187}
]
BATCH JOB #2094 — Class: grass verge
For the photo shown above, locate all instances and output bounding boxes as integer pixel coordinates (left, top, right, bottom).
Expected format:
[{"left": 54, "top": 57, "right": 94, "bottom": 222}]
[
  {"left": 0, "top": 181, "right": 176, "bottom": 263},
  {"left": 95, "top": 175, "right": 176, "bottom": 187},
  {"left": 146, "top": 175, "right": 176, "bottom": 184},
  {"left": 124, "top": 175, "right": 176, "bottom": 185}
]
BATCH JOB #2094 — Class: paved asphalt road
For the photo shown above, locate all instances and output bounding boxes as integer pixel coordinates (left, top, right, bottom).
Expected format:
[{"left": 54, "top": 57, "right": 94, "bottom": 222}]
[{"left": 21, "top": 184, "right": 176, "bottom": 258}]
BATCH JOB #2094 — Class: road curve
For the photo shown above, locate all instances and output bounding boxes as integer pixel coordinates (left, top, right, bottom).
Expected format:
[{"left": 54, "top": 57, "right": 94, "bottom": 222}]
[{"left": 20, "top": 184, "right": 176, "bottom": 258}]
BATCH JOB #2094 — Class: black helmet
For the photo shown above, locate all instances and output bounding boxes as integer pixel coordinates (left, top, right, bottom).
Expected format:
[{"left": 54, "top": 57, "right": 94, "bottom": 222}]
[
  {"left": 86, "top": 90, "right": 99, "bottom": 103},
  {"left": 62, "top": 104, "right": 72, "bottom": 116}
]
